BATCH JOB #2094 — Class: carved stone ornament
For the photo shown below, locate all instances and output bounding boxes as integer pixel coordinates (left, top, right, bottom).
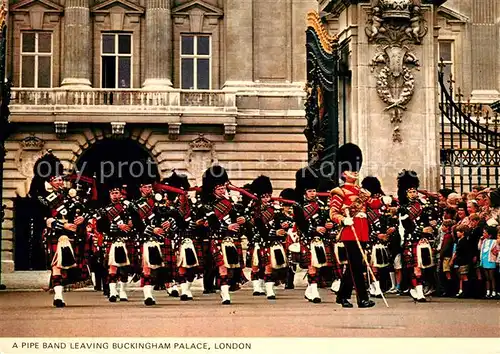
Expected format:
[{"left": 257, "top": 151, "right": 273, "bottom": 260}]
[
  {"left": 16, "top": 135, "right": 45, "bottom": 177},
  {"left": 185, "top": 134, "right": 218, "bottom": 186},
  {"left": 365, "top": 0, "right": 427, "bottom": 142}
]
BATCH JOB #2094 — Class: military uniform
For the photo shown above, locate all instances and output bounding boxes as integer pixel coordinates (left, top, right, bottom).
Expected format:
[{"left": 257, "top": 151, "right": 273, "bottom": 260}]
[
  {"left": 294, "top": 167, "right": 332, "bottom": 304},
  {"left": 30, "top": 151, "right": 92, "bottom": 307},
  {"left": 199, "top": 166, "right": 247, "bottom": 305},
  {"left": 329, "top": 143, "right": 375, "bottom": 308}
]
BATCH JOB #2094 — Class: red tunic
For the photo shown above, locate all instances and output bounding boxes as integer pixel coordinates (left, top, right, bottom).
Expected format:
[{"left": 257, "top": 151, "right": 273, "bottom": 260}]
[{"left": 329, "top": 183, "right": 375, "bottom": 242}]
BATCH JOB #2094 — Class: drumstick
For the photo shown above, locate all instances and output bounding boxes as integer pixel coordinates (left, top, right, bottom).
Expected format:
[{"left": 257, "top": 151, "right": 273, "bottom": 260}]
[{"left": 345, "top": 209, "right": 389, "bottom": 308}]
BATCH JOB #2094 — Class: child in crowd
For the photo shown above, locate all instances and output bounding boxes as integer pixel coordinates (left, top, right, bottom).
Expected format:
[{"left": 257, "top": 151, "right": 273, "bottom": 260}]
[
  {"left": 479, "top": 226, "right": 498, "bottom": 299},
  {"left": 439, "top": 219, "right": 455, "bottom": 296},
  {"left": 450, "top": 224, "right": 470, "bottom": 297}
]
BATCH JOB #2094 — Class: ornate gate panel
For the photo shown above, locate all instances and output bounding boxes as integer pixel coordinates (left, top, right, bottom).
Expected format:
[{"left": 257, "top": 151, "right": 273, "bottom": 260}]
[
  {"left": 304, "top": 11, "right": 339, "bottom": 180},
  {"left": 438, "top": 64, "right": 500, "bottom": 192}
]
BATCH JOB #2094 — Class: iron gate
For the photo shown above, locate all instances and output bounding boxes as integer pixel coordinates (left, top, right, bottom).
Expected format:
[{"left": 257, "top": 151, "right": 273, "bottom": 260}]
[{"left": 438, "top": 63, "right": 500, "bottom": 193}]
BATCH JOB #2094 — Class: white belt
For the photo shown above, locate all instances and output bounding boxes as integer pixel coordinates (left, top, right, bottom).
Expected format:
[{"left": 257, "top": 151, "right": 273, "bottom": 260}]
[{"left": 354, "top": 212, "right": 367, "bottom": 218}]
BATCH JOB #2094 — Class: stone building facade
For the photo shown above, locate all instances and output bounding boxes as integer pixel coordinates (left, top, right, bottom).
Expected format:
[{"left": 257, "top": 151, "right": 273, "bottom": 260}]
[{"left": 2, "top": 0, "right": 499, "bottom": 274}]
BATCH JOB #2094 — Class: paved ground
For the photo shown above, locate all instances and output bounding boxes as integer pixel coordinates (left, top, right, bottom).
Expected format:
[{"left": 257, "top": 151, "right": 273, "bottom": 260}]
[{"left": 0, "top": 287, "right": 499, "bottom": 338}]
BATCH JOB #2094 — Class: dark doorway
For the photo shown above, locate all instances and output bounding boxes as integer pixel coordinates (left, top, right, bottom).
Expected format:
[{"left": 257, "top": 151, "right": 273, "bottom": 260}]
[
  {"left": 14, "top": 197, "right": 47, "bottom": 270},
  {"left": 76, "top": 139, "right": 160, "bottom": 205}
]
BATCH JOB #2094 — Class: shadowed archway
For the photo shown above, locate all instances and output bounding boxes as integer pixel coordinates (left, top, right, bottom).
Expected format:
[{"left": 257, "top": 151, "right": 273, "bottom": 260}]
[{"left": 76, "top": 139, "right": 160, "bottom": 205}]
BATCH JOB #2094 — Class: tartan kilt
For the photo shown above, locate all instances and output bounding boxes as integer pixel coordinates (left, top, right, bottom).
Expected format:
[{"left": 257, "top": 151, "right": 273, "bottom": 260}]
[
  {"left": 211, "top": 239, "right": 244, "bottom": 268},
  {"left": 176, "top": 238, "right": 204, "bottom": 272},
  {"left": 104, "top": 240, "right": 138, "bottom": 268},
  {"left": 161, "top": 238, "right": 177, "bottom": 279},
  {"left": 259, "top": 242, "right": 287, "bottom": 268},
  {"left": 403, "top": 242, "right": 419, "bottom": 268},
  {"left": 45, "top": 230, "right": 90, "bottom": 288},
  {"left": 247, "top": 245, "right": 264, "bottom": 269},
  {"left": 328, "top": 240, "right": 344, "bottom": 278},
  {"left": 299, "top": 240, "right": 333, "bottom": 269}
]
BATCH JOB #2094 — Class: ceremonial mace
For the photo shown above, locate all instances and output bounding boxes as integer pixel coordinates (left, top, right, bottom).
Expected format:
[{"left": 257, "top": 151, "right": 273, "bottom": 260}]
[{"left": 345, "top": 209, "right": 389, "bottom": 308}]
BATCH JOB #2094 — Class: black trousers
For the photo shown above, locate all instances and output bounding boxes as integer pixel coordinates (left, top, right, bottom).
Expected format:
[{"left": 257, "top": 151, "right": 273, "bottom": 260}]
[{"left": 337, "top": 241, "right": 369, "bottom": 303}]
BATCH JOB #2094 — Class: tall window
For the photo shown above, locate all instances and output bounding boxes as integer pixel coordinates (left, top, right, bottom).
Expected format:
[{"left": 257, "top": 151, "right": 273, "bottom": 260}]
[
  {"left": 181, "top": 35, "right": 211, "bottom": 90},
  {"left": 20, "top": 32, "right": 52, "bottom": 88},
  {"left": 438, "top": 41, "right": 454, "bottom": 82},
  {"left": 101, "top": 34, "right": 132, "bottom": 88}
]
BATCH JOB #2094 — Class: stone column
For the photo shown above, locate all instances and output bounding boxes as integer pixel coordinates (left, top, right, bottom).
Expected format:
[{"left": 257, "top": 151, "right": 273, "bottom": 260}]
[
  {"left": 61, "top": 0, "right": 92, "bottom": 88},
  {"left": 142, "top": 0, "right": 172, "bottom": 89},
  {"left": 222, "top": 0, "right": 253, "bottom": 88},
  {"left": 470, "top": 0, "right": 499, "bottom": 102}
]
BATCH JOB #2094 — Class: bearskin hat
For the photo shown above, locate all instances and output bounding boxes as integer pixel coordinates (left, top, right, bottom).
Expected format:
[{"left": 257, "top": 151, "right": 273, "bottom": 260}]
[
  {"left": 106, "top": 178, "right": 122, "bottom": 192},
  {"left": 317, "top": 177, "right": 337, "bottom": 193},
  {"left": 336, "top": 143, "right": 363, "bottom": 176},
  {"left": 361, "top": 176, "right": 384, "bottom": 196},
  {"left": 201, "top": 165, "right": 229, "bottom": 202},
  {"left": 29, "top": 150, "right": 64, "bottom": 197},
  {"left": 279, "top": 188, "right": 296, "bottom": 201},
  {"left": 250, "top": 175, "right": 273, "bottom": 197},
  {"left": 163, "top": 170, "right": 190, "bottom": 190},
  {"left": 490, "top": 188, "right": 500, "bottom": 208},
  {"left": 295, "top": 167, "right": 319, "bottom": 200},
  {"left": 397, "top": 170, "right": 420, "bottom": 205}
]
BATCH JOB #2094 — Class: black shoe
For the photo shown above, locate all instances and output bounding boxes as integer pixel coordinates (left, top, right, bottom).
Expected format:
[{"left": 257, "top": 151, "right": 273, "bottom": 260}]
[
  {"left": 222, "top": 299, "right": 231, "bottom": 305},
  {"left": 267, "top": 295, "right": 276, "bottom": 300},
  {"left": 253, "top": 291, "right": 264, "bottom": 296},
  {"left": 144, "top": 298, "right": 155, "bottom": 306},
  {"left": 417, "top": 297, "right": 427, "bottom": 302},
  {"left": 180, "top": 294, "right": 189, "bottom": 301},
  {"left": 119, "top": 297, "right": 128, "bottom": 302},
  {"left": 336, "top": 298, "right": 354, "bottom": 308},
  {"left": 358, "top": 299, "right": 376, "bottom": 308},
  {"left": 53, "top": 299, "right": 65, "bottom": 308},
  {"left": 168, "top": 290, "right": 179, "bottom": 297},
  {"left": 312, "top": 297, "right": 321, "bottom": 304},
  {"left": 109, "top": 295, "right": 117, "bottom": 302}
]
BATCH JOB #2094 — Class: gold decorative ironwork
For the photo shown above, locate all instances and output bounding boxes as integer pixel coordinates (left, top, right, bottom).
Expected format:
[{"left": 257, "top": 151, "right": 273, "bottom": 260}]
[
  {"left": 0, "top": 0, "right": 6, "bottom": 28},
  {"left": 306, "top": 11, "right": 335, "bottom": 54}
]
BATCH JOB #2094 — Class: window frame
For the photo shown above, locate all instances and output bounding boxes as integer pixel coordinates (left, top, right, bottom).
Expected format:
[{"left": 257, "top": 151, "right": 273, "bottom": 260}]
[
  {"left": 180, "top": 34, "right": 212, "bottom": 90},
  {"left": 100, "top": 33, "right": 133, "bottom": 89},
  {"left": 438, "top": 40, "right": 454, "bottom": 82},
  {"left": 19, "top": 32, "right": 53, "bottom": 88}
]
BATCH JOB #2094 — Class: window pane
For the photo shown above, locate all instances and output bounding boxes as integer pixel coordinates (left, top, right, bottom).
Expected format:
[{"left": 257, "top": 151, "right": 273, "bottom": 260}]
[
  {"left": 181, "top": 36, "right": 194, "bottom": 55},
  {"left": 197, "top": 36, "right": 210, "bottom": 55},
  {"left": 22, "top": 33, "right": 36, "bottom": 53},
  {"left": 38, "top": 33, "right": 52, "bottom": 53},
  {"left": 197, "top": 59, "right": 210, "bottom": 89},
  {"left": 102, "top": 56, "right": 116, "bottom": 88},
  {"left": 181, "top": 58, "right": 194, "bottom": 89},
  {"left": 118, "top": 35, "right": 131, "bottom": 54},
  {"left": 21, "top": 56, "right": 35, "bottom": 87},
  {"left": 118, "top": 57, "right": 131, "bottom": 88},
  {"left": 439, "top": 42, "right": 452, "bottom": 62},
  {"left": 102, "top": 35, "right": 115, "bottom": 54},
  {"left": 38, "top": 57, "right": 51, "bottom": 88}
]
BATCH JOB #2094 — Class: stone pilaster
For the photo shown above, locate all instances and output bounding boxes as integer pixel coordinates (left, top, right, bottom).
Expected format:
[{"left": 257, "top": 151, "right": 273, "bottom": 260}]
[
  {"left": 470, "top": 0, "right": 499, "bottom": 103},
  {"left": 61, "top": 0, "right": 92, "bottom": 88},
  {"left": 142, "top": 0, "right": 173, "bottom": 89},
  {"left": 222, "top": 0, "right": 253, "bottom": 88}
]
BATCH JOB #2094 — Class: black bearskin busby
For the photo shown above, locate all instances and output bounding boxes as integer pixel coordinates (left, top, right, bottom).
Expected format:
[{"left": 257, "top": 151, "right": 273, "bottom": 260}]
[
  {"left": 106, "top": 178, "right": 122, "bottom": 192},
  {"left": 250, "top": 175, "right": 273, "bottom": 197},
  {"left": 361, "top": 176, "right": 384, "bottom": 196},
  {"left": 397, "top": 170, "right": 420, "bottom": 206},
  {"left": 201, "top": 165, "right": 229, "bottom": 203},
  {"left": 29, "top": 150, "right": 64, "bottom": 197},
  {"left": 162, "top": 170, "right": 190, "bottom": 191},
  {"left": 336, "top": 143, "right": 363, "bottom": 177},
  {"left": 294, "top": 167, "right": 319, "bottom": 201},
  {"left": 279, "top": 188, "right": 296, "bottom": 201}
]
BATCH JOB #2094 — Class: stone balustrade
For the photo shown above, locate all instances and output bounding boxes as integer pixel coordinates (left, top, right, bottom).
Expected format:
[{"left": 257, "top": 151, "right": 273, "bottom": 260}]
[{"left": 11, "top": 88, "right": 234, "bottom": 109}]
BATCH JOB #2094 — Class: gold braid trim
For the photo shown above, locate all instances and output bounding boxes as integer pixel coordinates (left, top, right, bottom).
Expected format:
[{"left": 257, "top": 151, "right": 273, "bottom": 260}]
[{"left": 306, "top": 10, "right": 336, "bottom": 54}]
